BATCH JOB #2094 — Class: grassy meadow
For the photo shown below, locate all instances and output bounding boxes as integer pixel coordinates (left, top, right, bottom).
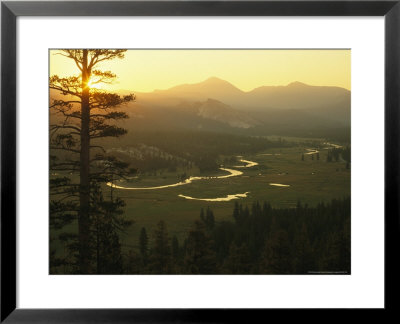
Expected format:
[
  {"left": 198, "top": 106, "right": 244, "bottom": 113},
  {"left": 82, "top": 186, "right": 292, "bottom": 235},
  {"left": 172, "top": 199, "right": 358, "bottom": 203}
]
[{"left": 108, "top": 143, "right": 350, "bottom": 252}]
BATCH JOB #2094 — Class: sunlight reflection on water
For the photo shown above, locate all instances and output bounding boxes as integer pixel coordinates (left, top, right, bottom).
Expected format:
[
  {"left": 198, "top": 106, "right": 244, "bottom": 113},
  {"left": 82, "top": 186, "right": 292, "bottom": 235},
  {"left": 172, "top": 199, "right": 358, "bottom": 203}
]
[
  {"left": 233, "top": 159, "right": 259, "bottom": 168},
  {"left": 178, "top": 192, "right": 250, "bottom": 202},
  {"left": 269, "top": 183, "right": 290, "bottom": 187},
  {"left": 106, "top": 168, "right": 243, "bottom": 190}
]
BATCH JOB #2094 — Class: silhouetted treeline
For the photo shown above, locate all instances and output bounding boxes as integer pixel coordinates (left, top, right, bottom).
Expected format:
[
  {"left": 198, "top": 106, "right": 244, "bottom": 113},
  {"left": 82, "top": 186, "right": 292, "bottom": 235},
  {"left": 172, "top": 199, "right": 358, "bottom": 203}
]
[
  {"left": 246, "top": 125, "right": 351, "bottom": 143},
  {"left": 124, "top": 197, "right": 350, "bottom": 275}
]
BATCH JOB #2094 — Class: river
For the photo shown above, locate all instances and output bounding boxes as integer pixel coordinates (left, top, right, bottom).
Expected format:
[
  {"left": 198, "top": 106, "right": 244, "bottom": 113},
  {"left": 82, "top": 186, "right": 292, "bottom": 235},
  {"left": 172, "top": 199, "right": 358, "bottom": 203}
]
[
  {"left": 234, "top": 159, "right": 259, "bottom": 168},
  {"left": 106, "top": 167, "right": 243, "bottom": 190},
  {"left": 106, "top": 154, "right": 296, "bottom": 201},
  {"left": 269, "top": 183, "right": 290, "bottom": 187}
]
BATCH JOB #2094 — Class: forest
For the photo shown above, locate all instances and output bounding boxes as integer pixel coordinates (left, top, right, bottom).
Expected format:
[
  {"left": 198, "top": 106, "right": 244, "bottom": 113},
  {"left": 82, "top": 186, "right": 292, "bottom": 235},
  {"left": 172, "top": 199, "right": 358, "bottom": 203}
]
[{"left": 50, "top": 197, "right": 350, "bottom": 274}]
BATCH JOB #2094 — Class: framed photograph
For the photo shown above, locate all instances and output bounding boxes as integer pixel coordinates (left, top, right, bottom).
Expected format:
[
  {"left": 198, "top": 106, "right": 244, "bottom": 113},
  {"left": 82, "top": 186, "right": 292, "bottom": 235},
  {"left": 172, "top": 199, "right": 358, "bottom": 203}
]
[{"left": 1, "top": 0, "right": 399, "bottom": 321}]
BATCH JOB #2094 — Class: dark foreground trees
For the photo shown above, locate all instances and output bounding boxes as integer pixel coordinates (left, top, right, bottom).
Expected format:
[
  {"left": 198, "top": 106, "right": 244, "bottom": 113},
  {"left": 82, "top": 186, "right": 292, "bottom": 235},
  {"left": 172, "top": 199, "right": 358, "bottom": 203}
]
[
  {"left": 124, "top": 197, "right": 351, "bottom": 275},
  {"left": 50, "top": 50, "right": 135, "bottom": 274}
]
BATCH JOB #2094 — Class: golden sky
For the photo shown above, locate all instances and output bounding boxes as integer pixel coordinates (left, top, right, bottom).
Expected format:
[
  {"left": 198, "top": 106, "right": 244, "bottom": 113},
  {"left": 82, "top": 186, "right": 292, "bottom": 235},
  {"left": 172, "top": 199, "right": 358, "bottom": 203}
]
[{"left": 50, "top": 49, "right": 351, "bottom": 92}]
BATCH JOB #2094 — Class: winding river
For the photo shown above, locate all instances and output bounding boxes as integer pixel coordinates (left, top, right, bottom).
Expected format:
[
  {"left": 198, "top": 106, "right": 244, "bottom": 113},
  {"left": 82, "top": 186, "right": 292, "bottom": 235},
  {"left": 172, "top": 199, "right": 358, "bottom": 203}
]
[
  {"left": 106, "top": 167, "right": 243, "bottom": 190},
  {"left": 234, "top": 159, "right": 259, "bottom": 168},
  {"left": 106, "top": 152, "right": 299, "bottom": 201},
  {"left": 324, "top": 142, "right": 343, "bottom": 149},
  {"left": 305, "top": 149, "right": 319, "bottom": 155},
  {"left": 103, "top": 141, "right": 340, "bottom": 202}
]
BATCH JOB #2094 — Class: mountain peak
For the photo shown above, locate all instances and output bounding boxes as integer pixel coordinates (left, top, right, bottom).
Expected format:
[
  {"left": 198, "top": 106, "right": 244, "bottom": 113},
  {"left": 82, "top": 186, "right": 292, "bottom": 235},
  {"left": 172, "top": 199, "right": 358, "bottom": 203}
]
[
  {"left": 195, "top": 77, "right": 244, "bottom": 93},
  {"left": 203, "top": 76, "right": 228, "bottom": 84},
  {"left": 287, "top": 81, "right": 308, "bottom": 87}
]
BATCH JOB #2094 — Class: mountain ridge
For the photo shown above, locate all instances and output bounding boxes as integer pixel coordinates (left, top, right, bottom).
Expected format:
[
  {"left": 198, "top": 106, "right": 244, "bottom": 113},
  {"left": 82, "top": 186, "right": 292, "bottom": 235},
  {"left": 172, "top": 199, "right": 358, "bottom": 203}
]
[
  {"left": 129, "top": 77, "right": 349, "bottom": 123},
  {"left": 129, "top": 77, "right": 350, "bottom": 95}
]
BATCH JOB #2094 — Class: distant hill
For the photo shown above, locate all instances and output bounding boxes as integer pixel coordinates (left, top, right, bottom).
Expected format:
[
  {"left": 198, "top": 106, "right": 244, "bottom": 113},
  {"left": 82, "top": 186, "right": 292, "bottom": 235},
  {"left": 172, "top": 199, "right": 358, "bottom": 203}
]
[
  {"left": 247, "top": 81, "right": 349, "bottom": 109},
  {"left": 245, "top": 81, "right": 350, "bottom": 123},
  {"left": 50, "top": 77, "right": 351, "bottom": 140},
  {"left": 132, "top": 77, "right": 350, "bottom": 124},
  {"left": 157, "top": 77, "right": 245, "bottom": 102}
]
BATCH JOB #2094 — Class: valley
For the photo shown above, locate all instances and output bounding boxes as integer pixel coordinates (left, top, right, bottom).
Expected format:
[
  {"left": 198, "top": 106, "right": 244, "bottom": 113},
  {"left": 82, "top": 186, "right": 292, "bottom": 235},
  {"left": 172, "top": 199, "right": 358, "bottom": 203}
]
[{"left": 103, "top": 141, "right": 350, "bottom": 251}]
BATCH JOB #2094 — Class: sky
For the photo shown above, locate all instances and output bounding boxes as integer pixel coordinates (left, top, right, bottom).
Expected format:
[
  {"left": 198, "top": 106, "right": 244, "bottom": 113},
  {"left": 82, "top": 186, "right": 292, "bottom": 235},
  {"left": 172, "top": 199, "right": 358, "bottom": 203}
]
[{"left": 49, "top": 49, "right": 351, "bottom": 92}]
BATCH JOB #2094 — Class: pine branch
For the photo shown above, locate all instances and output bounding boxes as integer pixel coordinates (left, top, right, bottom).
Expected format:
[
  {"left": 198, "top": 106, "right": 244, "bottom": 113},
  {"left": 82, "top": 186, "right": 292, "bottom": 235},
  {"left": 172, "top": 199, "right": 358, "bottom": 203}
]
[
  {"left": 50, "top": 146, "right": 81, "bottom": 154},
  {"left": 50, "top": 85, "right": 81, "bottom": 98},
  {"left": 50, "top": 125, "right": 81, "bottom": 133}
]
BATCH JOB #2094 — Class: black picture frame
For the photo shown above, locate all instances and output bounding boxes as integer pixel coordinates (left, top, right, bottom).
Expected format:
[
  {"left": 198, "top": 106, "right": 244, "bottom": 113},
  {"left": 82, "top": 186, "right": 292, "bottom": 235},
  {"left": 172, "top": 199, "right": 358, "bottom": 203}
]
[{"left": 1, "top": 0, "right": 399, "bottom": 322}]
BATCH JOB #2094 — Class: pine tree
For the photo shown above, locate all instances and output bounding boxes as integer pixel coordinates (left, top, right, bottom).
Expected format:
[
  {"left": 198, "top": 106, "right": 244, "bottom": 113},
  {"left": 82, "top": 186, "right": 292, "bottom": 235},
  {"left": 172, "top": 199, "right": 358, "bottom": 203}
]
[
  {"left": 222, "top": 242, "right": 251, "bottom": 274},
  {"left": 172, "top": 235, "right": 180, "bottom": 262},
  {"left": 293, "top": 223, "right": 314, "bottom": 274},
  {"left": 49, "top": 49, "right": 135, "bottom": 273},
  {"left": 320, "top": 232, "right": 342, "bottom": 271},
  {"left": 233, "top": 201, "right": 240, "bottom": 222},
  {"left": 126, "top": 250, "right": 141, "bottom": 274},
  {"left": 260, "top": 229, "right": 292, "bottom": 274},
  {"left": 92, "top": 183, "right": 130, "bottom": 274},
  {"left": 171, "top": 235, "right": 182, "bottom": 273},
  {"left": 340, "top": 216, "right": 351, "bottom": 273},
  {"left": 184, "top": 220, "right": 217, "bottom": 274},
  {"left": 200, "top": 207, "right": 215, "bottom": 231},
  {"left": 148, "top": 220, "right": 172, "bottom": 274},
  {"left": 200, "top": 208, "right": 205, "bottom": 223},
  {"left": 139, "top": 227, "right": 149, "bottom": 267}
]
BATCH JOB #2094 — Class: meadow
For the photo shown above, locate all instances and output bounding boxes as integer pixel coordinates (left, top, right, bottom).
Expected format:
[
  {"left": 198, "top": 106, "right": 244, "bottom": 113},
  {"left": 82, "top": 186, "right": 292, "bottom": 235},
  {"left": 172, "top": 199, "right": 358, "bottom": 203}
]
[{"left": 110, "top": 142, "right": 350, "bottom": 252}]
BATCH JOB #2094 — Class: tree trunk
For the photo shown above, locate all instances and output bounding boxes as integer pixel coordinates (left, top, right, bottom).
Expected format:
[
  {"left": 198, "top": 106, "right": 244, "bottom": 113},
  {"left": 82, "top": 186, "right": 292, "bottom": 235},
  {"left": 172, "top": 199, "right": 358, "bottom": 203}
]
[{"left": 79, "top": 49, "right": 91, "bottom": 273}]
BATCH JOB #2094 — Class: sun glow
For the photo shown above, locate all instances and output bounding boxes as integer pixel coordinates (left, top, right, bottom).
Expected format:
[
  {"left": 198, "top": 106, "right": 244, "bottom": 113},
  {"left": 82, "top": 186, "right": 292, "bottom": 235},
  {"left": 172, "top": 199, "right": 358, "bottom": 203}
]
[
  {"left": 86, "top": 79, "right": 103, "bottom": 90},
  {"left": 51, "top": 49, "right": 351, "bottom": 93}
]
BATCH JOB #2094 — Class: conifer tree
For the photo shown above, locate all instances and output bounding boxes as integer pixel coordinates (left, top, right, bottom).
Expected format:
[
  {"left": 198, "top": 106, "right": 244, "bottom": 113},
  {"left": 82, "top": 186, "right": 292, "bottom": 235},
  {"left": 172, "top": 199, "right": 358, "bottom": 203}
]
[
  {"left": 340, "top": 217, "right": 351, "bottom": 272},
  {"left": 320, "top": 232, "right": 342, "bottom": 271},
  {"left": 233, "top": 201, "right": 240, "bottom": 222},
  {"left": 139, "top": 227, "right": 149, "bottom": 267},
  {"left": 293, "top": 223, "right": 314, "bottom": 274},
  {"left": 49, "top": 49, "right": 135, "bottom": 273},
  {"left": 260, "top": 229, "right": 292, "bottom": 274},
  {"left": 222, "top": 242, "right": 251, "bottom": 274},
  {"left": 171, "top": 235, "right": 182, "bottom": 273},
  {"left": 200, "top": 207, "right": 215, "bottom": 231},
  {"left": 184, "top": 220, "right": 216, "bottom": 274},
  {"left": 91, "top": 182, "right": 131, "bottom": 274},
  {"left": 126, "top": 250, "right": 141, "bottom": 274},
  {"left": 148, "top": 220, "right": 172, "bottom": 273}
]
